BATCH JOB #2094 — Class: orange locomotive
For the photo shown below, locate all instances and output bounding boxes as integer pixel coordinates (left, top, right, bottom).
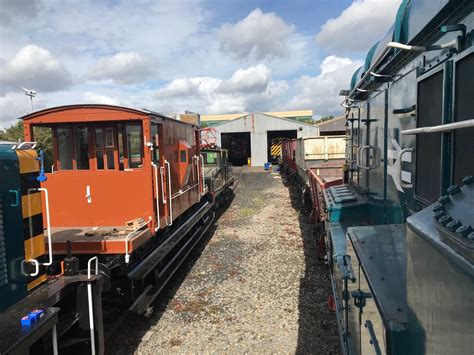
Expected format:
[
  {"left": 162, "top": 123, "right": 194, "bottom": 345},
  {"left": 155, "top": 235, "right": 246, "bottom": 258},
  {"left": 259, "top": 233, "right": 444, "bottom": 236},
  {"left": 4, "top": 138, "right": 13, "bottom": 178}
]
[{"left": 22, "top": 105, "right": 205, "bottom": 260}]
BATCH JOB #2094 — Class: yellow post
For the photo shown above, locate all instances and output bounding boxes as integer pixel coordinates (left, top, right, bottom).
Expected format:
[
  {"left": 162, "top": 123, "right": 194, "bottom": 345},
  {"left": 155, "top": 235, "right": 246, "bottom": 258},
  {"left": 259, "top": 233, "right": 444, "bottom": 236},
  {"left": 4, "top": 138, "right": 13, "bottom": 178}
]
[{"left": 247, "top": 157, "right": 251, "bottom": 166}]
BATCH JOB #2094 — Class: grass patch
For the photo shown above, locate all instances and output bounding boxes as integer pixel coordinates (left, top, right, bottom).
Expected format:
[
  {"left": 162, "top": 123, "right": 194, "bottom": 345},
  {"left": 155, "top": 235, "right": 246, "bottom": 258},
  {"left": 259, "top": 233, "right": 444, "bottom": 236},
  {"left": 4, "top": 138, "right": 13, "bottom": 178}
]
[{"left": 239, "top": 207, "right": 253, "bottom": 218}]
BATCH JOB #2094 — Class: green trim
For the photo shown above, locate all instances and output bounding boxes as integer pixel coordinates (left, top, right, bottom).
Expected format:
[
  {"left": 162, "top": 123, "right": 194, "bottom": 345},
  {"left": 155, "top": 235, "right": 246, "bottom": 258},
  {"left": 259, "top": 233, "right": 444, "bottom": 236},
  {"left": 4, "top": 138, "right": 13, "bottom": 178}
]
[
  {"left": 365, "top": 42, "right": 380, "bottom": 72},
  {"left": 393, "top": 0, "right": 412, "bottom": 44},
  {"left": 351, "top": 67, "right": 362, "bottom": 90}
]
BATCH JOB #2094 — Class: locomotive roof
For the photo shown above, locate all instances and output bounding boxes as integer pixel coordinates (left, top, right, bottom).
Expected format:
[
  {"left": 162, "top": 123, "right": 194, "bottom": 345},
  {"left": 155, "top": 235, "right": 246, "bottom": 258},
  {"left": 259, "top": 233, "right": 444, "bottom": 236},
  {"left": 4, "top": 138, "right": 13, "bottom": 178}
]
[{"left": 19, "top": 104, "right": 197, "bottom": 127}]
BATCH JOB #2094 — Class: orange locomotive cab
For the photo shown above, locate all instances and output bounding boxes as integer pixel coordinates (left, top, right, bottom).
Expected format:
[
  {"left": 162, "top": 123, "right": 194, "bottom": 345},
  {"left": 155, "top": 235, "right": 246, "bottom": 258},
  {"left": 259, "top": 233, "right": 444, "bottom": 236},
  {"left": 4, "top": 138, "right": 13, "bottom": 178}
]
[{"left": 21, "top": 105, "right": 203, "bottom": 256}]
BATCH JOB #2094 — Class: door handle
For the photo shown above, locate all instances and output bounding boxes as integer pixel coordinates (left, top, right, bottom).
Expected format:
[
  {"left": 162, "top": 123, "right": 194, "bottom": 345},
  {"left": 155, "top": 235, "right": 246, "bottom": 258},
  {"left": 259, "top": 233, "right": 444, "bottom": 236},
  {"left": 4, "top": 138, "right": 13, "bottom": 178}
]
[{"left": 85, "top": 185, "right": 92, "bottom": 204}]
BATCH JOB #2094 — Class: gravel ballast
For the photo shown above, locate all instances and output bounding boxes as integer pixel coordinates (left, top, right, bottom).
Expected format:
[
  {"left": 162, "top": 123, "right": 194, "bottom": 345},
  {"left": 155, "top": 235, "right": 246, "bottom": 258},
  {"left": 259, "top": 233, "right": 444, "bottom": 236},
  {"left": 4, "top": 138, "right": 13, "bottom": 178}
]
[{"left": 109, "top": 169, "right": 339, "bottom": 354}]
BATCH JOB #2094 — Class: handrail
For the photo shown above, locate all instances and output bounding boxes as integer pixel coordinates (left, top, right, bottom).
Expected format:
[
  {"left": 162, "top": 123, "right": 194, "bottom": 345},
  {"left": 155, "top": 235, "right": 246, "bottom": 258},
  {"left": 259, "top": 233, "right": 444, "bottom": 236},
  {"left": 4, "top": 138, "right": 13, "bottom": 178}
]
[
  {"left": 151, "top": 163, "right": 160, "bottom": 231},
  {"left": 87, "top": 256, "right": 99, "bottom": 355},
  {"left": 343, "top": 40, "right": 458, "bottom": 104},
  {"left": 14, "top": 141, "right": 38, "bottom": 150},
  {"left": 398, "top": 148, "right": 414, "bottom": 189},
  {"left": 355, "top": 146, "right": 363, "bottom": 168},
  {"left": 199, "top": 154, "right": 205, "bottom": 195},
  {"left": 33, "top": 188, "right": 53, "bottom": 266},
  {"left": 9, "top": 189, "right": 19, "bottom": 207},
  {"left": 87, "top": 256, "right": 98, "bottom": 280},
  {"left": 194, "top": 155, "right": 201, "bottom": 202},
  {"left": 356, "top": 145, "right": 378, "bottom": 170},
  {"left": 401, "top": 119, "right": 474, "bottom": 135},
  {"left": 124, "top": 217, "right": 152, "bottom": 264},
  {"left": 160, "top": 166, "right": 166, "bottom": 204},
  {"left": 24, "top": 259, "right": 39, "bottom": 277},
  {"left": 165, "top": 160, "right": 173, "bottom": 225},
  {"left": 171, "top": 183, "right": 199, "bottom": 200},
  {"left": 365, "top": 320, "right": 382, "bottom": 355}
]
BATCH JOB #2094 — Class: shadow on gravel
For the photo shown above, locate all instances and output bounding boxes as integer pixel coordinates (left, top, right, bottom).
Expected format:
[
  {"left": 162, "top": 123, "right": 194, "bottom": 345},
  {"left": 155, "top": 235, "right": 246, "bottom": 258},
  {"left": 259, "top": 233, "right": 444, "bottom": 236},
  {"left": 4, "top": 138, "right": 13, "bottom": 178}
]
[
  {"left": 106, "top": 193, "right": 235, "bottom": 355},
  {"left": 282, "top": 171, "right": 340, "bottom": 355}
]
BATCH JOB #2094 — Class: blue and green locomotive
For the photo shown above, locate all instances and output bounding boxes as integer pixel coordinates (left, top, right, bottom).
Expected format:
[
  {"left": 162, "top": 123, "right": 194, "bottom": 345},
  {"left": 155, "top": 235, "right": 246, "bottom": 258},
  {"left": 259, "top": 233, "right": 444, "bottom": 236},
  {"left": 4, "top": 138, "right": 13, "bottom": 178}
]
[{"left": 328, "top": 0, "right": 473, "bottom": 354}]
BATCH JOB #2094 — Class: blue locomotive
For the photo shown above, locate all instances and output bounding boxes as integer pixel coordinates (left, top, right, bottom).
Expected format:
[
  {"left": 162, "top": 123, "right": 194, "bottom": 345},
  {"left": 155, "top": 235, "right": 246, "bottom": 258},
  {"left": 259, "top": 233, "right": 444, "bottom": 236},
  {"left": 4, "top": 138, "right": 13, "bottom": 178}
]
[
  {"left": 284, "top": 0, "right": 473, "bottom": 353},
  {"left": 331, "top": 0, "right": 473, "bottom": 353}
]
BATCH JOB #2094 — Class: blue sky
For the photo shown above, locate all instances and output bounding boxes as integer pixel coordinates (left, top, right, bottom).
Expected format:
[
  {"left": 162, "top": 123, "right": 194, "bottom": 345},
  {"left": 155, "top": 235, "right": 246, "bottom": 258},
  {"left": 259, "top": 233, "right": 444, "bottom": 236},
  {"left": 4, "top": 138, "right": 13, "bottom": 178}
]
[{"left": 0, "top": 0, "right": 401, "bottom": 128}]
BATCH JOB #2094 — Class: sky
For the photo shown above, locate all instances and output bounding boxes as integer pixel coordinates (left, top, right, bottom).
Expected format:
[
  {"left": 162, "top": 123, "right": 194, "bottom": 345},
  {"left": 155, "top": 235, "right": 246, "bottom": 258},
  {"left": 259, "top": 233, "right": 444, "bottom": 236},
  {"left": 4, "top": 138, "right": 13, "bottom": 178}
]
[{"left": 0, "top": 0, "right": 402, "bottom": 128}]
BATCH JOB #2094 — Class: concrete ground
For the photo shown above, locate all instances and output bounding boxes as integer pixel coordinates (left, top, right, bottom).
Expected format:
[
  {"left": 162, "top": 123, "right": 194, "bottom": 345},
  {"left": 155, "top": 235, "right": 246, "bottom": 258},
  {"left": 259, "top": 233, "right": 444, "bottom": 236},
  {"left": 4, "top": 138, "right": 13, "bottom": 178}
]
[{"left": 108, "top": 167, "right": 339, "bottom": 354}]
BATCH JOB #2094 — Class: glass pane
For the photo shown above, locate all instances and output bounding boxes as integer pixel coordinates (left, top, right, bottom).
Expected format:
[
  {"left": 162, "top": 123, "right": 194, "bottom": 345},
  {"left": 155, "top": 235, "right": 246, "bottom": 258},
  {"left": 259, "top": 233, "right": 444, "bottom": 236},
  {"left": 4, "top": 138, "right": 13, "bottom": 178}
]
[
  {"left": 96, "top": 151, "right": 104, "bottom": 170},
  {"left": 105, "top": 128, "right": 114, "bottom": 148},
  {"left": 151, "top": 124, "right": 159, "bottom": 162},
  {"left": 57, "top": 127, "right": 73, "bottom": 170},
  {"left": 126, "top": 124, "right": 143, "bottom": 168},
  {"left": 180, "top": 150, "right": 187, "bottom": 162},
  {"left": 74, "top": 126, "right": 90, "bottom": 170},
  {"left": 95, "top": 128, "right": 104, "bottom": 148},
  {"left": 117, "top": 124, "right": 124, "bottom": 170},
  {"left": 106, "top": 150, "right": 115, "bottom": 170}
]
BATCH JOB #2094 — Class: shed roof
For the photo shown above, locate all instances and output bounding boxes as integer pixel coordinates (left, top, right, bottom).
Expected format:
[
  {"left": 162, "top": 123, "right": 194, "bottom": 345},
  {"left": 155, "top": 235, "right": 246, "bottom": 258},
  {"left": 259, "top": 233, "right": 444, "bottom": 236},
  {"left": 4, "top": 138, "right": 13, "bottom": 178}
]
[
  {"left": 211, "top": 111, "right": 317, "bottom": 128},
  {"left": 314, "top": 115, "right": 346, "bottom": 132}
]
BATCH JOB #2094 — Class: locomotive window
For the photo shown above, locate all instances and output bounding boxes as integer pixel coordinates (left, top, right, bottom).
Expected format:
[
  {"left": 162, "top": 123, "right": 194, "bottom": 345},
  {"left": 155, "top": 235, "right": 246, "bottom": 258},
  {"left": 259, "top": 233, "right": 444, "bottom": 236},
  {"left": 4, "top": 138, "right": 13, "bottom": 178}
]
[
  {"left": 106, "top": 150, "right": 115, "bottom": 170},
  {"left": 95, "top": 128, "right": 104, "bottom": 149},
  {"left": 74, "top": 126, "right": 89, "bottom": 170},
  {"left": 57, "top": 127, "right": 73, "bottom": 170},
  {"left": 117, "top": 124, "right": 125, "bottom": 170},
  {"left": 105, "top": 128, "right": 114, "bottom": 148},
  {"left": 205, "top": 152, "right": 217, "bottom": 164},
  {"left": 180, "top": 150, "right": 187, "bottom": 162},
  {"left": 96, "top": 150, "right": 104, "bottom": 170},
  {"left": 126, "top": 124, "right": 143, "bottom": 168},
  {"left": 151, "top": 123, "right": 160, "bottom": 163},
  {"left": 453, "top": 53, "right": 474, "bottom": 185},
  {"left": 415, "top": 69, "right": 443, "bottom": 203}
]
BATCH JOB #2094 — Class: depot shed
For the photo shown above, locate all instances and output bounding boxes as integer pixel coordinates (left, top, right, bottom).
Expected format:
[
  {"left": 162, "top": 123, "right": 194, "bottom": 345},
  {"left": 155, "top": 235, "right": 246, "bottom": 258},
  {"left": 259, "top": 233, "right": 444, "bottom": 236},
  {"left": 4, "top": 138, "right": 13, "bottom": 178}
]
[{"left": 212, "top": 112, "right": 319, "bottom": 167}]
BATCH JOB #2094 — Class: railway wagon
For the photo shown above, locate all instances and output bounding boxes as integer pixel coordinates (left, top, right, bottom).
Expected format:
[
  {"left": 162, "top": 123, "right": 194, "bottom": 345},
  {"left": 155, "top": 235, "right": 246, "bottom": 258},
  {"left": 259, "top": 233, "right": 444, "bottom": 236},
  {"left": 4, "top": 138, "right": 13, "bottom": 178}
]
[
  {"left": 320, "top": 0, "right": 473, "bottom": 354},
  {"left": 281, "top": 136, "right": 345, "bottom": 215},
  {"left": 0, "top": 104, "right": 234, "bottom": 354}
]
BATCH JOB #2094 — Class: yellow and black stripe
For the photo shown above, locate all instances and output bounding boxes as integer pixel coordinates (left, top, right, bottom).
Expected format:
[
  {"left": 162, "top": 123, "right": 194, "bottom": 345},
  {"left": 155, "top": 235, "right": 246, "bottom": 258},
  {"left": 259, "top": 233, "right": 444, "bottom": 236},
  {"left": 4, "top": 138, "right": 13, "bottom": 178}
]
[
  {"left": 17, "top": 150, "right": 48, "bottom": 290},
  {"left": 270, "top": 137, "right": 285, "bottom": 158}
]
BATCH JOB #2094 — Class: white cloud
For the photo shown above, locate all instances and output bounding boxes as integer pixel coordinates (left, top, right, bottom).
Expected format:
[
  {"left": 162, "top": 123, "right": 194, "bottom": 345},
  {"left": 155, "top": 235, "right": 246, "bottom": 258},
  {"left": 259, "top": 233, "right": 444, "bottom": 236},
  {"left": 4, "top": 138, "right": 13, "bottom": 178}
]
[
  {"left": 155, "top": 64, "right": 287, "bottom": 114},
  {"left": 287, "top": 55, "right": 363, "bottom": 116},
  {"left": 90, "top": 52, "right": 155, "bottom": 85},
  {"left": 218, "top": 8, "right": 295, "bottom": 60},
  {"left": 155, "top": 77, "right": 220, "bottom": 99},
  {"left": 0, "top": 45, "right": 72, "bottom": 95},
  {"left": 315, "top": 0, "right": 401, "bottom": 52},
  {"left": 0, "top": 92, "right": 35, "bottom": 128},
  {"left": 216, "top": 64, "right": 271, "bottom": 94},
  {"left": 83, "top": 92, "right": 119, "bottom": 106}
]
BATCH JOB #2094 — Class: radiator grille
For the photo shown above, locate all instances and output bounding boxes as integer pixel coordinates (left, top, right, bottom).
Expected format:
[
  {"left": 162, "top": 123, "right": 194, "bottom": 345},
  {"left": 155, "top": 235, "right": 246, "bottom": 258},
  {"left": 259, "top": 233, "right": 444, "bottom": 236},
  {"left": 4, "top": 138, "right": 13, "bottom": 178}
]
[
  {"left": 416, "top": 70, "right": 443, "bottom": 203},
  {"left": 453, "top": 53, "right": 474, "bottom": 185}
]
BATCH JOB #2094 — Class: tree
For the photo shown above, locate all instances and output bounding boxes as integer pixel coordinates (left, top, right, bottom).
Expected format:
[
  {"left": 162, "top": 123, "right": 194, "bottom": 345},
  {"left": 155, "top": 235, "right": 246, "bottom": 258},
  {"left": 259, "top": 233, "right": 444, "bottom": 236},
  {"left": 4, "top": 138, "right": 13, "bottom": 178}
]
[
  {"left": 0, "top": 121, "right": 24, "bottom": 142},
  {"left": 315, "top": 115, "right": 334, "bottom": 124}
]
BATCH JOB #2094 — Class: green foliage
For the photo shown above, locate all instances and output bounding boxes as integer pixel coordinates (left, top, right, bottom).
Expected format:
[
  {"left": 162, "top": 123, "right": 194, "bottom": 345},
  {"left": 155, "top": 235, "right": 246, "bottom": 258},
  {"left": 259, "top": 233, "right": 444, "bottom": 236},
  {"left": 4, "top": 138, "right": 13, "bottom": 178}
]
[
  {"left": 0, "top": 121, "right": 24, "bottom": 142},
  {"left": 315, "top": 115, "right": 334, "bottom": 124},
  {"left": 0, "top": 121, "right": 54, "bottom": 170},
  {"left": 286, "top": 116, "right": 315, "bottom": 124}
]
